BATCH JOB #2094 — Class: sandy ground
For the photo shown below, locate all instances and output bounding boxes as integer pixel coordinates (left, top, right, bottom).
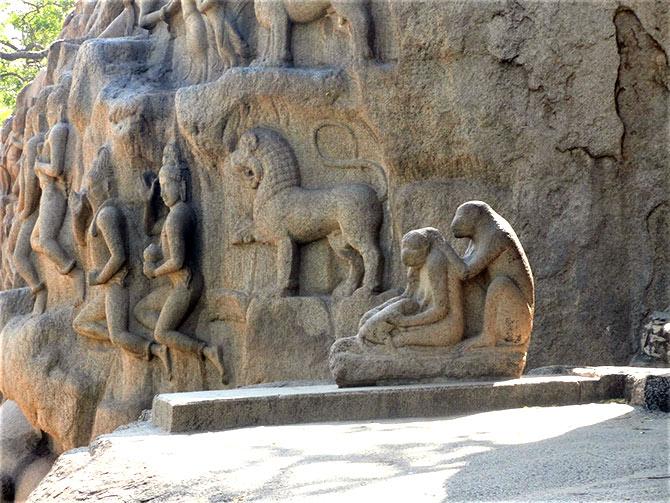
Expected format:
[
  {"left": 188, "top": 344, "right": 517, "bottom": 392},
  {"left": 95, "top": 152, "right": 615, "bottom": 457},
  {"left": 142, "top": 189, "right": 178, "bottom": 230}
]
[{"left": 29, "top": 403, "right": 669, "bottom": 502}]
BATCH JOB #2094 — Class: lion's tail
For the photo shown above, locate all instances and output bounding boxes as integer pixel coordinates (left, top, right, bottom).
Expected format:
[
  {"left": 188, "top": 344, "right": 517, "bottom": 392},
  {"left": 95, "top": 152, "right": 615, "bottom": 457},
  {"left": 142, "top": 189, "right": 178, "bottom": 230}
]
[{"left": 318, "top": 156, "right": 388, "bottom": 202}]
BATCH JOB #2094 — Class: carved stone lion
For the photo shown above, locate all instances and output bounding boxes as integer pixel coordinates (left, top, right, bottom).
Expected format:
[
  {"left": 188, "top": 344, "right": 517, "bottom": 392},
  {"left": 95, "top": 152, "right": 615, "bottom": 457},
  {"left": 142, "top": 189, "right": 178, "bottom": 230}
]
[{"left": 229, "top": 127, "right": 383, "bottom": 297}]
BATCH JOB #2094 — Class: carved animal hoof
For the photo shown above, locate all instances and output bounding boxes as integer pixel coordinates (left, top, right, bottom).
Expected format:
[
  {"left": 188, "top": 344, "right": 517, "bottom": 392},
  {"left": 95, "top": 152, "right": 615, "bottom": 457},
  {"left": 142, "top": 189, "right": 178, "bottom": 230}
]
[{"left": 249, "top": 56, "right": 292, "bottom": 68}]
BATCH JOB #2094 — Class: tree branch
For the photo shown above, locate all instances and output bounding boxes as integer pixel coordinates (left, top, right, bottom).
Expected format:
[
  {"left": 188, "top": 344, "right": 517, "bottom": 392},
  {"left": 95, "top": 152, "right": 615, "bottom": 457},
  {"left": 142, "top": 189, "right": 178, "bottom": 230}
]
[
  {"left": 0, "top": 49, "right": 48, "bottom": 61},
  {"left": 0, "top": 71, "right": 28, "bottom": 82}
]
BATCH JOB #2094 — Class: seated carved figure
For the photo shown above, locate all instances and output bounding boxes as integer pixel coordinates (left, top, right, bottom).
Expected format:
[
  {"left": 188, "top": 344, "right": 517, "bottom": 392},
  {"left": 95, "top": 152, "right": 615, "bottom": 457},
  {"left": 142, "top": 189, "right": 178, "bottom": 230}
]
[
  {"left": 134, "top": 144, "right": 225, "bottom": 381},
  {"left": 254, "top": 0, "right": 373, "bottom": 66},
  {"left": 228, "top": 127, "right": 383, "bottom": 297},
  {"left": 445, "top": 201, "right": 535, "bottom": 350},
  {"left": 357, "top": 227, "right": 464, "bottom": 348},
  {"left": 329, "top": 201, "right": 535, "bottom": 386}
]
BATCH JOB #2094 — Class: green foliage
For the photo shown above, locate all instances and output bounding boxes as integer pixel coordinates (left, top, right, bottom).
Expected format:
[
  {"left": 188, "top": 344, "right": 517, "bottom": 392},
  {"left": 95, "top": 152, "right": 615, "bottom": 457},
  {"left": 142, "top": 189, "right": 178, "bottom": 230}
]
[{"left": 0, "top": 0, "right": 75, "bottom": 118}]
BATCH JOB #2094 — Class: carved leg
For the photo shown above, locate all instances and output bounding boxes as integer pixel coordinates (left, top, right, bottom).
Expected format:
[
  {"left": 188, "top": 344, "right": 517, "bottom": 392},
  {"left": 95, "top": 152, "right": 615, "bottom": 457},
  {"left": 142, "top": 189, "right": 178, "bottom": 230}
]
[
  {"left": 106, "top": 283, "right": 152, "bottom": 360},
  {"left": 356, "top": 241, "right": 382, "bottom": 295},
  {"left": 328, "top": 231, "right": 362, "bottom": 297},
  {"left": 32, "top": 289, "right": 47, "bottom": 315},
  {"left": 276, "top": 237, "right": 298, "bottom": 296},
  {"left": 154, "top": 285, "right": 205, "bottom": 356},
  {"left": 333, "top": 0, "right": 373, "bottom": 61},
  {"left": 133, "top": 285, "right": 170, "bottom": 332},
  {"left": 73, "top": 289, "right": 108, "bottom": 341},
  {"left": 34, "top": 188, "right": 75, "bottom": 274},
  {"left": 212, "top": 15, "right": 236, "bottom": 68},
  {"left": 222, "top": 14, "right": 249, "bottom": 61},
  {"left": 13, "top": 213, "right": 43, "bottom": 294},
  {"left": 253, "top": 0, "right": 291, "bottom": 66},
  {"left": 202, "top": 345, "right": 227, "bottom": 384},
  {"left": 464, "top": 276, "right": 530, "bottom": 350}
]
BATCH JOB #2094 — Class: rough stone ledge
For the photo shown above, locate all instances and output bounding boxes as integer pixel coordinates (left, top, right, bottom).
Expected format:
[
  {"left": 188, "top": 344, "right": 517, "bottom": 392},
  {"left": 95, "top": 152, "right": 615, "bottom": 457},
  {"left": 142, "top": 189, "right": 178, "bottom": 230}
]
[{"left": 152, "top": 373, "right": 626, "bottom": 433}]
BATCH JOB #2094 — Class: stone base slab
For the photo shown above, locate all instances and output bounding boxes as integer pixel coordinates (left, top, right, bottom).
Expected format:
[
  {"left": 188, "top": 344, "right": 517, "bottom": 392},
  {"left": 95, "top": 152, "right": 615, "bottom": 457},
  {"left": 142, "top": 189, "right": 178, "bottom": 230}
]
[
  {"left": 152, "top": 373, "right": 624, "bottom": 433},
  {"left": 329, "top": 337, "right": 527, "bottom": 387}
]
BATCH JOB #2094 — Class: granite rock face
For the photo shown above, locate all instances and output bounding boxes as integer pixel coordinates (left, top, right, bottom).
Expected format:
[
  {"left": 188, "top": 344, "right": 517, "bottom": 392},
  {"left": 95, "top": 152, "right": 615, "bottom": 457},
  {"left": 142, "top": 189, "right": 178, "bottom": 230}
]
[{"left": 0, "top": 0, "right": 667, "bottom": 494}]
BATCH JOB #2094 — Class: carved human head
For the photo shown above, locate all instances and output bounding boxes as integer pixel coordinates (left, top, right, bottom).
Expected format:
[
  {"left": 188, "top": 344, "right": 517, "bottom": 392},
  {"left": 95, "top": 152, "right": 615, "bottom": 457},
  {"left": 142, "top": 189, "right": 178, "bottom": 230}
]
[
  {"left": 401, "top": 227, "right": 442, "bottom": 267},
  {"left": 33, "top": 86, "right": 53, "bottom": 134},
  {"left": 86, "top": 145, "right": 114, "bottom": 205},
  {"left": 229, "top": 130, "right": 263, "bottom": 189},
  {"left": 159, "top": 143, "right": 188, "bottom": 207},
  {"left": 1, "top": 117, "right": 12, "bottom": 143},
  {"left": 46, "top": 73, "right": 72, "bottom": 125},
  {"left": 451, "top": 201, "right": 492, "bottom": 238}
]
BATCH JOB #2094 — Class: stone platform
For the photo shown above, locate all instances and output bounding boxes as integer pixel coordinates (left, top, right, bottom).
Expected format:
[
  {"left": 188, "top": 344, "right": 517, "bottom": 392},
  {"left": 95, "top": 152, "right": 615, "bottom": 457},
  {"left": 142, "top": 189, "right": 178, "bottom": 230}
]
[{"left": 152, "top": 373, "right": 626, "bottom": 433}]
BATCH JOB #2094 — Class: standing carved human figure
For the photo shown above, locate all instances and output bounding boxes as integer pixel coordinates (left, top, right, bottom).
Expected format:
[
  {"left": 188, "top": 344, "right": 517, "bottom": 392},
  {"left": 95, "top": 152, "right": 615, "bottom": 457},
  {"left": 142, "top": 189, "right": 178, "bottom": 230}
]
[
  {"left": 72, "top": 145, "right": 169, "bottom": 371},
  {"left": 159, "top": 0, "right": 210, "bottom": 82},
  {"left": 31, "top": 74, "right": 76, "bottom": 275},
  {"left": 254, "top": 0, "right": 373, "bottom": 66},
  {"left": 134, "top": 143, "right": 225, "bottom": 380},
  {"left": 196, "top": 0, "right": 249, "bottom": 68},
  {"left": 12, "top": 89, "right": 52, "bottom": 313}
]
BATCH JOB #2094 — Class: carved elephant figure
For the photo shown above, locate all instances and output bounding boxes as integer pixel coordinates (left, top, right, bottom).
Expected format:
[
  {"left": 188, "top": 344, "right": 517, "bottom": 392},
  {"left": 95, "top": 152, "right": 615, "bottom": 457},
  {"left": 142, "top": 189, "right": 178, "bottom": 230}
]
[{"left": 254, "top": 0, "right": 373, "bottom": 66}]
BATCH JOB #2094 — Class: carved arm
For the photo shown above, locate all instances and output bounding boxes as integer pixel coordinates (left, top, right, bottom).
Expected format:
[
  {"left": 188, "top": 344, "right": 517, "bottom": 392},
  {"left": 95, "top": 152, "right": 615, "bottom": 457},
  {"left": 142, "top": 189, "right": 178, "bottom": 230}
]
[
  {"left": 152, "top": 211, "right": 187, "bottom": 277},
  {"left": 393, "top": 259, "right": 450, "bottom": 328},
  {"left": 71, "top": 190, "right": 91, "bottom": 247},
  {"left": 195, "top": 0, "right": 216, "bottom": 13},
  {"left": 92, "top": 208, "right": 127, "bottom": 285}
]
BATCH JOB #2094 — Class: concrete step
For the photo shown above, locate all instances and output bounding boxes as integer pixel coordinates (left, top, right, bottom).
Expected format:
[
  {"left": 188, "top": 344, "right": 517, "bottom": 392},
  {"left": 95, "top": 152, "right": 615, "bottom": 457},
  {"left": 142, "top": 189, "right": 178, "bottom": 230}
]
[{"left": 152, "top": 374, "right": 625, "bottom": 433}]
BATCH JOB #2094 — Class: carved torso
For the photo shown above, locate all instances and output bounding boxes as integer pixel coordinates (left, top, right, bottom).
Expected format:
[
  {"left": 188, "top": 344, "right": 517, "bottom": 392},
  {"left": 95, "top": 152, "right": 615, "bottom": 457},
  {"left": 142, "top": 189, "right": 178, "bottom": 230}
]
[
  {"left": 37, "top": 122, "right": 69, "bottom": 189},
  {"left": 88, "top": 203, "right": 128, "bottom": 286},
  {"left": 160, "top": 202, "right": 194, "bottom": 288},
  {"left": 21, "top": 134, "right": 45, "bottom": 217}
]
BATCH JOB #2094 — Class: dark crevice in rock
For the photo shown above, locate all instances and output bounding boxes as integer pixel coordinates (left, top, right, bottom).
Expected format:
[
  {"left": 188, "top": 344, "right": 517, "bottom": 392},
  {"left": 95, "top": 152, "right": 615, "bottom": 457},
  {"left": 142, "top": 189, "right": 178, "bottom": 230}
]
[{"left": 614, "top": 7, "right": 669, "bottom": 165}]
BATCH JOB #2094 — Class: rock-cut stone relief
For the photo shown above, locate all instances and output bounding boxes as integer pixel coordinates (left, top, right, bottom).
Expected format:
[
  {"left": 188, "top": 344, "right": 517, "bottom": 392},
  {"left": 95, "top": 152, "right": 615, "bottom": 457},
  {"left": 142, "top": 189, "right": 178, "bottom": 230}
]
[
  {"left": 445, "top": 201, "right": 535, "bottom": 349},
  {"left": 71, "top": 145, "right": 169, "bottom": 370},
  {"left": 228, "top": 127, "right": 383, "bottom": 298},
  {"left": 329, "top": 201, "right": 535, "bottom": 386},
  {"left": 357, "top": 227, "right": 464, "bottom": 349},
  {"left": 133, "top": 143, "right": 226, "bottom": 381},
  {"left": 30, "top": 74, "right": 76, "bottom": 276},
  {"left": 196, "top": 0, "right": 250, "bottom": 68},
  {"left": 11, "top": 90, "right": 52, "bottom": 314},
  {"left": 254, "top": 0, "right": 374, "bottom": 66}
]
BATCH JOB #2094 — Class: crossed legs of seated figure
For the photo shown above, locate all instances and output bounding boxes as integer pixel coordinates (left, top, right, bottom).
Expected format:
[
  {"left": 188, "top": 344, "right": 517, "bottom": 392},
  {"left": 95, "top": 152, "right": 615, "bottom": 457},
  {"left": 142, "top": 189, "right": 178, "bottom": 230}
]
[{"left": 134, "top": 283, "right": 226, "bottom": 382}]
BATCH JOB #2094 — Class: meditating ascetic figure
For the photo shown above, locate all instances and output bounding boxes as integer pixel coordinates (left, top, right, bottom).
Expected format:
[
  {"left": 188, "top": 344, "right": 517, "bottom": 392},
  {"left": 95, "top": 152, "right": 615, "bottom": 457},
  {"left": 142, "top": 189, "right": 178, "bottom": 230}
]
[{"left": 357, "top": 227, "right": 464, "bottom": 348}]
